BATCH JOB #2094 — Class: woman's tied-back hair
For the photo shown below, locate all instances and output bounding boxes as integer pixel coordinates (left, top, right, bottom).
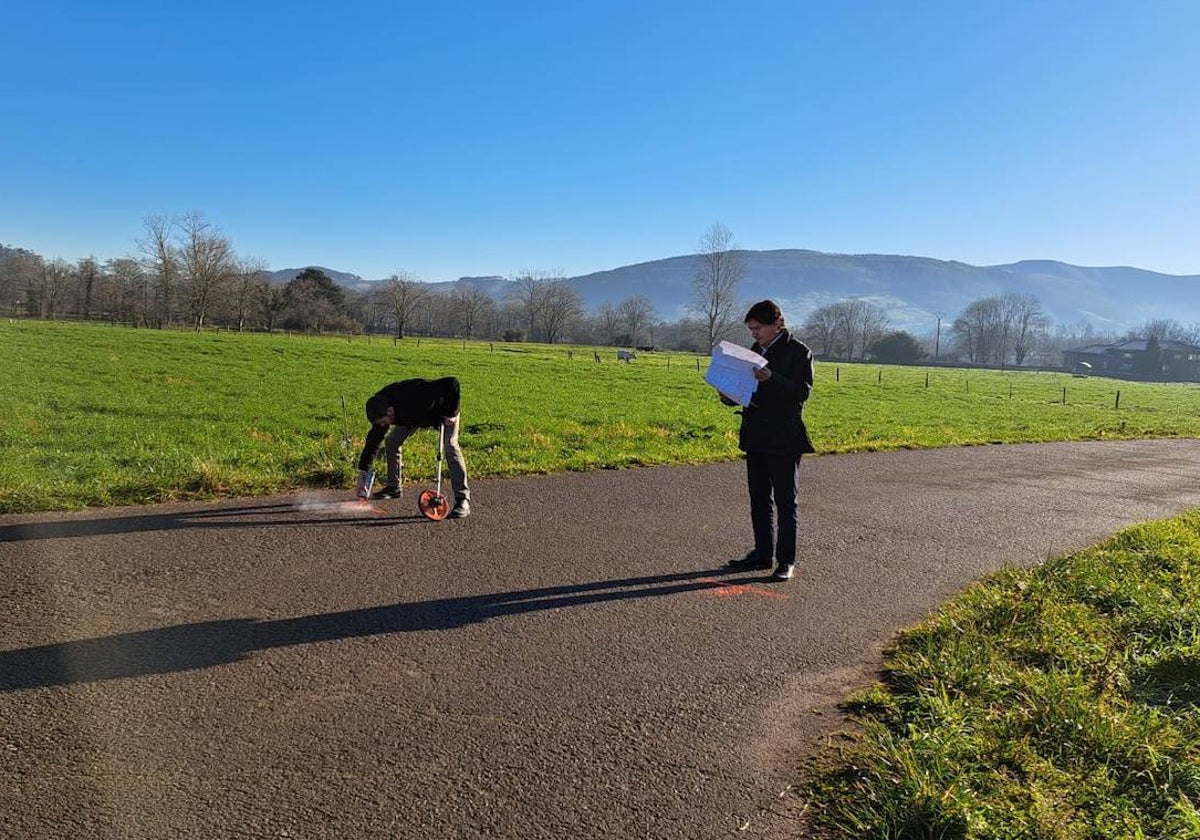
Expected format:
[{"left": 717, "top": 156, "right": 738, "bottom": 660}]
[{"left": 744, "top": 299, "right": 784, "bottom": 328}]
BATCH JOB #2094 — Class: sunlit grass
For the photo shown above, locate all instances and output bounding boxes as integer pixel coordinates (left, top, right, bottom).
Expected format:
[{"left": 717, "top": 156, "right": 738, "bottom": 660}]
[
  {"left": 805, "top": 512, "right": 1200, "bottom": 838},
  {"left": 3, "top": 319, "right": 1200, "bottom": 512}
]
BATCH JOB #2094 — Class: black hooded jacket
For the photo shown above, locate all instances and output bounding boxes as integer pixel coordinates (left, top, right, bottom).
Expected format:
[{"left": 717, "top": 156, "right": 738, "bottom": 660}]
[
  {"left": 357, "top": 377, "right": 461, "bottom": 471},
  {"left": 737, "top": 330, "right": 816, "bottom": 456}
]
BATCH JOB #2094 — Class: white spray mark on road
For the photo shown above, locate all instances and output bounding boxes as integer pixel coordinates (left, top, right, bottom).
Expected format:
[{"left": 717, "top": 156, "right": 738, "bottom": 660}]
[{"left": 294, "top": 494, "right": 388, "bottom": 517}]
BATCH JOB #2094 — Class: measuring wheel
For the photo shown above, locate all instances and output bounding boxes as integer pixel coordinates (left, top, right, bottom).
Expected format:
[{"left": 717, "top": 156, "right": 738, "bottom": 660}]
[
  {"left": 418, "top": 423, "right": 452, "bottom": 521},
  {"left": 418, "top": 489, "right": 451, "bottom": 520}
]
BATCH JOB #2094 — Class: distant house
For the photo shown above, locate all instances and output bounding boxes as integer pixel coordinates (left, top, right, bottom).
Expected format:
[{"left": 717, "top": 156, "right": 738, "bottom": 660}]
[{"left": 1063, "top": 339, "right": 1200, "bottom": 381}]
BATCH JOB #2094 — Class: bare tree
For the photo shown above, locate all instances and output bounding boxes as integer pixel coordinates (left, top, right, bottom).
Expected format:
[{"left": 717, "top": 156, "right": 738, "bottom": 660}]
[
  {"left": 951, "top": 293, "right": 1048, "bottom": 366},
  {"left": 801, "top": 300, "right": 888, "bottom": 359},
  {"left": 1003, "top": 292, "right": 1048, "bottom": 365},
  {"left": 954, "top": 295, "right": 1036, "bottom": 365},
  {"left": 847, "top": 301, "right": 889, "bottom": 360},
  {"left": 382, "top": 270, "right": 428, "bottom": 338},
  {"left": 421, "top": 288, "right": 454, "bottom": 337},
  {"left": 37, "top": 259, "right": 73, "bottom": 318},
  {"left": 800, "top": 304, "right": 841, "bottom": 357},
  {"left": 258, "top": 283, "right": 288, "bottom": 333},
  {"left": 689, "top": 223, "right": 744, "bottom": 350},
  {"left": 89, "top": 261, "right": 120, "bottom": 323},
  {"left": 539, "top": 279, "right": 583, "bottom": 344},
  {"left": 449, "top": 285, "right": 496, "bottom": 338},
  {"left": 230, "top": 257, "right": 269, "bottom": 331},
  {"left": 1055, "top": 320, "right": 1109, "bottom": 348},
  {"left": 104, "top": 257, "right": 148, "bottom": 325},
  {"left": 1128, "top": 318, "right": 1189, "bottom": 342},
  {"left": 617, "top": 295, "right": 656, "bottom": 346},
  {"left": 178, "top": 212, "right": 236, "bottom": 330},
  {"left": 354, "top": 285, "right": 390, "bottom": 334},
  {"left": 74, "top": 256, "right": 101, "bottom": 319},
  {"left": 596, "top": 302, "right": 623, "bottom": 345},
  {"left": 0, "top": 250, "right": 18, "bottom": 313},
  {"left": 139, "top": 214, "right": 180, "bottom": 328},
  {"left": 509, "top": 271, "right": 552, "bottom": 341},
  {"left": 952, "top": 297, "right": 1003, "bottom": 364},
  {"left": 1040, "top": 319, "right": 1111, "bottom": 364},
  {"left": 0, "top": 248, "right": 41, "bottom": 316}
]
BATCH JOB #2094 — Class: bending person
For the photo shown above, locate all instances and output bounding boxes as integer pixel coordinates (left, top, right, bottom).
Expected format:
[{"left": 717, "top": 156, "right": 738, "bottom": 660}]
[{"left": 356, "top": 376, "right": 471, "bottom": 518}]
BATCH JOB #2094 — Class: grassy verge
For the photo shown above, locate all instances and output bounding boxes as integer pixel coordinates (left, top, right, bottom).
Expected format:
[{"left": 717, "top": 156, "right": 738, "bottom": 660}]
[
  {"left": 4, "top": 319, "right": 1200, "bottom": 512},
  {"left": 804, "top": 511, "right": 1200, "bottom": 839}
]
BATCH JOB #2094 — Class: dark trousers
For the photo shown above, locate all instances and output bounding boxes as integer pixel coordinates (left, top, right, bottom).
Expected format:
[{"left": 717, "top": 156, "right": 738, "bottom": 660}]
[{"left": 746, "top": 452, "right": 801, "bottom": 566}]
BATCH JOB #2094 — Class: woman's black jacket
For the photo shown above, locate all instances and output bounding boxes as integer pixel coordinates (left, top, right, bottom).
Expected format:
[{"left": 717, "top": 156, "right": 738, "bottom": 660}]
[{"left": 738, "top": 330, "right": 816, "bottom": 456}]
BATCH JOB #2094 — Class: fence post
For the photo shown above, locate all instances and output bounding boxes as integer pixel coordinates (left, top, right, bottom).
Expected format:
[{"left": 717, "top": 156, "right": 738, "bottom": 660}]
[
  {"left": 925, "top": 371, "right": 929, "bottom": 388},
  {"left": 877, "top": 370, "right": 882, "bottom": 384},
  {"left": 1062, "top": 386, "right": 1067, "bottom": 404},
  {"left": 1115, "top": 390, "right": 1121, "bottom": 409},
  {"left": 696, "top": 358, "right": 701, "bottom": 371},
  {"left": 836, "top": 367, "right": 840, "bottom": 382},
  {"left": 966, "top": 378, "right": 970, "bottom": 394},
  {"left": 1009, "top": 383, "right": 1013, "bottom": 399},
  {"left": 667, "top": 357, "right": 671, "bottom": 369}
]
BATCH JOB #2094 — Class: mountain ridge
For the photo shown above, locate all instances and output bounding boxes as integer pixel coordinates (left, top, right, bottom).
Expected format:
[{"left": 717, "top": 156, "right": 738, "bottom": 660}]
[{"left": 214, "top": 251, "right": 1200, "bottom": 334}]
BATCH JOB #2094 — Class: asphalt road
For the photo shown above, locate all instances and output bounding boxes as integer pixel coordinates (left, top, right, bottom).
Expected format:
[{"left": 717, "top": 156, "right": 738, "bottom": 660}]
[{"left": 5, "top": 440, "right": 1200, "bottom": 839}]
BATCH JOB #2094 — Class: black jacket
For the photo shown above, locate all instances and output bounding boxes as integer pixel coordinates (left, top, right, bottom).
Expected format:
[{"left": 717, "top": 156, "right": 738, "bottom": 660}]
[
  {"left": 737, "top": 330, "right": 816, "bottom": 456},
  {"left": 357, "top": 377, "right": 461, "bottom": 470}
]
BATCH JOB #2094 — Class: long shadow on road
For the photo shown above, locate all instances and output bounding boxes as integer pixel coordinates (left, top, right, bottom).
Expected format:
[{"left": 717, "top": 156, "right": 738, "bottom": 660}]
[
  {"left": 0, "top": 500, "right": 420, "bottom": 542},
  {"left": 0, "top": 568, "right": 756, "bottom": 692}
]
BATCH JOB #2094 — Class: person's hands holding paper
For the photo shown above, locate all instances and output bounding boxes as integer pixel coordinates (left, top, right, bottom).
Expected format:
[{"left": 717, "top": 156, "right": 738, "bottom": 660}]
[{"left": 705, "top": 340, "right": 768, "bottom": 407}]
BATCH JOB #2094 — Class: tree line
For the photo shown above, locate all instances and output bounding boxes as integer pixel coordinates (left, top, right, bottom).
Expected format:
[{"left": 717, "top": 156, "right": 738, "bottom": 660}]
[
  {"left": 0, "top": 216, "right": 740, "bottom": 351},
  {"left": 799, "top": 293, "right": 1200, "bottom": 368},
  {"left": 0, "top": 216, "right": 660, "bottom": 345},
  {"left": 3, "top": 216, "right": 1194, "bottom": 365}
]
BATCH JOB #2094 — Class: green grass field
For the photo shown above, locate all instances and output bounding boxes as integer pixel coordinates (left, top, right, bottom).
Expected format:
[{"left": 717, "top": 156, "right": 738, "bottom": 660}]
[
  {"left": 805, "top": 511, "right": 1200, "bottom": 839},
  {"left": 3, "top": 318, "right": 1200, "bottom": 513}
]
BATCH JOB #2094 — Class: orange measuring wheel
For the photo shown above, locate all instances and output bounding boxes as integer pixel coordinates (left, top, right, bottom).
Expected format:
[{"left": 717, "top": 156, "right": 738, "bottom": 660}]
[
  {"left": 417, "top": 423, "right": 451, "bottom": 521},
  {"left": 418, "top": 489, "right": 451, "bottom": 520}
]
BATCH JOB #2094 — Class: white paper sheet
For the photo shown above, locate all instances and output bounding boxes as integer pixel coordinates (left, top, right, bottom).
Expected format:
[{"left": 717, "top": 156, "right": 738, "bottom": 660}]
[{"left": 704, "top": 340, "right": 766, "bottom": 407}]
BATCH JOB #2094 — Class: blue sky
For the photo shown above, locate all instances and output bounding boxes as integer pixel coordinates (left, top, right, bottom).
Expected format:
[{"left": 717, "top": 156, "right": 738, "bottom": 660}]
[{"left": 3, "top": 0, "right": 1198, "bottom": 281}]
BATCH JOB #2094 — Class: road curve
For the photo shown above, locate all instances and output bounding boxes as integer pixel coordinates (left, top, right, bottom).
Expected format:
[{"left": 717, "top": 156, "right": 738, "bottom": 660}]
[{"left": 4, "top": 440, "right": 1200, "bottom": 839}]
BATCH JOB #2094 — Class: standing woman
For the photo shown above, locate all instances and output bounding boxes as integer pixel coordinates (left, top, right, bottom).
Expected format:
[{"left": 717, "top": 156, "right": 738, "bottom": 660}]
[{"left": 722, "top": 300, "right": 815, "bottom": 581}]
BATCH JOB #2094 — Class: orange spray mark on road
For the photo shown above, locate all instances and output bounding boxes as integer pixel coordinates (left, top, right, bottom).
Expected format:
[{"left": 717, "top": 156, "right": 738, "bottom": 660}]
[
  {"left": 354, "top": 500, "right": 388, "bottom": 516},
  {"left": 698, "top": 577, "right": 791, "bottom": 600}
]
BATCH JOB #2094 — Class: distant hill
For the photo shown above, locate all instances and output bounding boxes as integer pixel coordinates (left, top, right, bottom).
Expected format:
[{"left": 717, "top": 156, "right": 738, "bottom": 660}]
[
  {"left": 984, "top": 260, "right": 1200, "bottom": 331},
  {"left": 421, "top": 276, "right": 511, "bottom": 298},
  {"left": 266, "top": 266, "right": 369, "bottom": 291},
  {"left": 317, "top": 251, "right": 1200, "bottom": 333},
  {"left": 565, "top": 250, "right": 975, "bottom": 329},
  {"left": 562, "top": 250, "right": 1200, "bottom": 333}
]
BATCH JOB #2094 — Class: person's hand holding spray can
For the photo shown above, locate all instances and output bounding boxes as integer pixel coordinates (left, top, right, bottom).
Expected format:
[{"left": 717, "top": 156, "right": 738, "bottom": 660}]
[{"left": 356, "top": 469, "right": 376, "bottom": 500}]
